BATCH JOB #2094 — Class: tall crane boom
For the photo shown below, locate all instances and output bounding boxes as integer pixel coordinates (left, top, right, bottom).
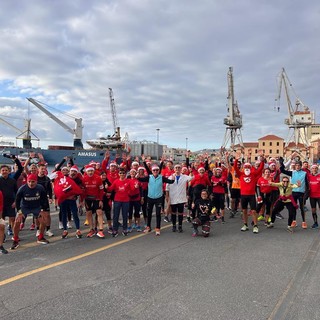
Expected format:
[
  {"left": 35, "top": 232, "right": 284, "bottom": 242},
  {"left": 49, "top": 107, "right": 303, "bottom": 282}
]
[
  {"left": 108, "top": 88, "right": 121, "bottom": 140},
  {"left": 27, "top": 98, "right": 83, "bottom": 148},
  {"left": 0, "top": 116, "right": 37, "bottom": 148},
  {"left": 275, "top": 68, "right": 314, "bottom": 152},
  {"left": 221, "top": 67, "right": 244, "bottom": 151}
]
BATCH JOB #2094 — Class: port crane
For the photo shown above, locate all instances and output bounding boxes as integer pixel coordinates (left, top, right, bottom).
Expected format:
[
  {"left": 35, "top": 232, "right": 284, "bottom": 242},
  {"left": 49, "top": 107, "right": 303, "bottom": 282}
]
[
  {"left": 275, "top": 68, "right": 314, "bottom": 153},
  {"left": 86, "top": 88, "right": 127, "bottom": 149},
  {"left": 221, "top": 67, "right": 244, "bottom": 152},
  {"left": 108, "top": 87, "right": 121, "bottom": 141},
  {"left": 0, "top": 115, "right": 39, "bottom": 149},
  {"left": 27, "top": 98, "right": 84, "bottom": 149}
]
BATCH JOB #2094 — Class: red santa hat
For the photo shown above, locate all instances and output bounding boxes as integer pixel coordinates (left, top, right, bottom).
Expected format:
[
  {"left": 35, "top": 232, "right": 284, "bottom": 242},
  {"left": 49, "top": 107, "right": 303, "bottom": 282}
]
[
  {"left": 311, "top": 164, "right": 318, "bottom": 170},
  {"left": 27, "top": 173, "right": 38, "bottom": 182},
  {"left": 70, "top": 165, "right": 79, "bottom": 172},
  {"left": 132, "top": 161, "right": 139, "bottom": 166},
  {"left": 214, "top": 167, "right": 222, "bottom": 172},
  {"left": 61, "top": 166, "right": 70, "bottom": 171},
  {"left": 152, "top": 165, "right": 160, "bottom": 171},
  {"left": 110, "top": 162, "right": 118, "bottom": 167},
  {"left": 85, "top": 165, "right": 95, "bottom": 172},
  {"left": 198, "top": 167, "right": 205, "bottom": 173},
  {"left": 243, "top": 163, "right": 252, "bottom": 169},
  {"left": 268, "top": 162, "right": 276, "bottom": 168},
  {"left": 138, "top": 166, "right": 145, "bottom": 171}
]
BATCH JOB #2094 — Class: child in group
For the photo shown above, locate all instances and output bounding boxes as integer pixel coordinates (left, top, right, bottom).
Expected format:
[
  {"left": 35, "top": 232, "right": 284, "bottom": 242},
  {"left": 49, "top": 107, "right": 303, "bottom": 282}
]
[{"left": 191, "top": 189, "right": 212, "bottom": 237}]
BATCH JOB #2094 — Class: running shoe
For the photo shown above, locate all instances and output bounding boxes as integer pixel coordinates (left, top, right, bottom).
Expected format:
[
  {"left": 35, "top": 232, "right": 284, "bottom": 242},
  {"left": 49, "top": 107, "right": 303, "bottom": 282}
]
[
  {"left": 87, "top": 229, "right": 96, "bottom": 238},
  {"left": 127, "top": 226, "right": 132, "bottom": 233},
  {"left": 132, "top": 223, "right": 136, "bottom": 230},
  {"left": 107, "top": 227, "right": 113, "bottom": 234},
  {"left": 172, "top": 225, "right": 177, "bottom": 232},
  {"left": 76, "top": 230, "right": 82, "bottom": 238},
  {"left": 291, "top": 220, "right": 297, "bottom": 228},
  {"left": 229, "top": 211, "right": 235, "bottom": 219},
  {"left": 112, "top": 231, "right": 119, "bottom": 238},
  {"left": 155, "top": 228, "right": 161, "bottom": 236},
  {"left": 36, "top": 230, "right": 40, "bottom": 237},
  {"left": 37, "top": 237, "right": 49, "bottom": 244},
  {"left": 253, "top": 226, "right": 259, "bottom": 234},
  {"left": 192, "top": 231, "right": 198, "bottom": 237},
  {"left": 276, "top": 213, "right": 284, "bottom": 220},
  {"left": 19, "top": 223, "right": 24, "bottom": 230},
  {"left": 257, "top": 215, "right": 265, "bottom": 221},
  {"left": 46, "top": 229, "right": 54, "bottom": 237},
  {"left": 122, "top": 231, "right": 128, "bottom": 236},
  {"left": 311, "top": 223, "right": 319, "bottom": 229},
  {"left": 30, "top": 223, "right": 35, "bottom": 230},
  {"left": 59, "top": 222, "right": 63, "bottom": 230},
  {"left": 67, "top": 222, "right": 72, "bottom": 229},
  {"left": 0, "top": 245, "right": 8, "bottom": 254},
  {"left": 61, "top": 230, "right": 68, "bottom": 239},
  {"left": 178, "top": 226, "right": 183, "bottom": 233},
  {"left": 136, "top": 225, "right": 142, "bottom": 232},
  {"left": 221, "top": 217, "right": 225, "bottom": 224},
  {"left": 241, "top": 224, "right": 249, "bottom": 232},
  {"left": 302, "top": 222, "right": 307, "bottom": 229},
  {"left": 96, "top": 231, "right": 105, "bottom": 238},
  {"left": 11, "top": 241, "right": 19, "bottom": 250},
  {"left": 163, "top": 216, "right": 169, "bottom": 223},
  {"left": 267, "top": 222, "right": 274, "bottom": 228},
  {"left": 287, "top": 226, "right": 293, "bottom": 233},
  {"left": 143, "top": 226, "right": 151, "bottom": 233},
  {"left": 186, "top": 216, "right": 191, "bottom": 223}
]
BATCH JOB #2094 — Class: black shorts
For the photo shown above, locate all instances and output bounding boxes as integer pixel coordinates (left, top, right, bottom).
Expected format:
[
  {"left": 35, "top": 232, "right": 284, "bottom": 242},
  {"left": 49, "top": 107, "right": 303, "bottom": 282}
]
[
  {"left": 310, "top": 197, "right": 320, "bottom": 209},
  {"left": 241, "top": 195, "right": 257, "bottom": 211},
  {"left": 85, "top": 199, "right": 101, "bottom": 213},
  {"left": 212, "top": 193, "right": 225, "bottom": 211},
  {"left": 3, "top": 204, "right": 16, "bottom": 218},
  {"left": 20, "top": 207, "right": 41, "bottom": 218},
  {"left": 230, "top": 188, "right": 241, "bottom": 199}
]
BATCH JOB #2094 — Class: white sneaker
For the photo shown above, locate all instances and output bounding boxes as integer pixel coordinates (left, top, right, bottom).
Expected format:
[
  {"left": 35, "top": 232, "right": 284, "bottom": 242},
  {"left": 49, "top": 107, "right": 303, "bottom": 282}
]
[
  {"left": 59, "top": 222, "right": 63, "bottom": 230},
  {"left": 36, "top": 230, "right": 40, "bottom": 237},
  {"left": 46, "top": 229, "right": 54, "bottom": 237},
  {"left": 241, "top": 224, "right": 249, "bottom": 232},
  {"left": 67, "top": 222, "right": 72, "bottom": 229},
  {"left": 253, "top": 226, "right": 259, "bottom": 234}
]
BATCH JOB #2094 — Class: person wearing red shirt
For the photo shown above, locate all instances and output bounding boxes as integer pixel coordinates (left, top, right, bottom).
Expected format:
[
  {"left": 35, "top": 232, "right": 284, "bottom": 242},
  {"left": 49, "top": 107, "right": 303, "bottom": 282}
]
[
  {"left": 162, "top": 160, "right": 175, "bottom": 222},
  {"left": 137, "top": 166, "right": 148, "bottom": 226},
  {"left": 256, "top": 168, "right": 274, "bottom": 225},
  {"left": 127, "top": 169, "right": 143, "bottom": 232},
  {"left": 234, "top": 155, "right": 264, "bottom": 234},
  {"left": 211, "top": 167, "right": 227, "bottom": 223},
  {"left": 190, "top": 167, "right": 211, "bottom": 220},
  {"left": 307, "top": 164, "right": 320, "bottom": 229},
  {"left": 81, "top": 166, "right": 105, "bottom": 238},
  {"left": 107, "top": 168, "right": 133, "bottom": 237}
]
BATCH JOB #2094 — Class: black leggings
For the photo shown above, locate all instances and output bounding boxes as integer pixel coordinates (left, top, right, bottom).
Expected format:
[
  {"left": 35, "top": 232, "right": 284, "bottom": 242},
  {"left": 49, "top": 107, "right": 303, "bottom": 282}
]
[
  {"left": 271, "top": 201, "right": 295, "bottom": 226},
  {"left": 147, "top": 197, "right": 162, "bottom": 229}
]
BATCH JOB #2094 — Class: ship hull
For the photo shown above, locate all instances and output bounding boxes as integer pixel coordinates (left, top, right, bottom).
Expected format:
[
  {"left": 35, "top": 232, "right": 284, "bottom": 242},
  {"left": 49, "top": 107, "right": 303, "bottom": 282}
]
[{"left": 0, "top": 146, "right": 117, "bottom": 166}]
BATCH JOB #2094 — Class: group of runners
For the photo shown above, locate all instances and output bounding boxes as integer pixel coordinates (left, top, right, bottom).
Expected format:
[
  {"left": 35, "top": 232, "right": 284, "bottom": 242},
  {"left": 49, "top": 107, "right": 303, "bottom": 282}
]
[{"left": 0, "top": 149, "right": 319, "bottom": 255}]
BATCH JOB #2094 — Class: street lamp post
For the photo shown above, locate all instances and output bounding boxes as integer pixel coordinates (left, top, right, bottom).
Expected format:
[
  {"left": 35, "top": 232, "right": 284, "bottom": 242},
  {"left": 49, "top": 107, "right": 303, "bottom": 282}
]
[{"left": 156, "top": 128, "right": 160, "bottom": 160}]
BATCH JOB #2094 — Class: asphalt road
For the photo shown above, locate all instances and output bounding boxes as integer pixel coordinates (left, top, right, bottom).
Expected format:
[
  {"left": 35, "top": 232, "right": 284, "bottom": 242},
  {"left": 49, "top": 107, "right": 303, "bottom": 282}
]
[{"left": 1, "top": 205, "right": 320, "bottom": 320}]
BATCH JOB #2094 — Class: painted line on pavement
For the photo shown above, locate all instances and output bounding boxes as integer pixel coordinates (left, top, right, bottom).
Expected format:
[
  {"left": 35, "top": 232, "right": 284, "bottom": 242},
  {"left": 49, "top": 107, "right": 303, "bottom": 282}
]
[{"left": 0, "top": 224, "right": 172, "bottom": 287}]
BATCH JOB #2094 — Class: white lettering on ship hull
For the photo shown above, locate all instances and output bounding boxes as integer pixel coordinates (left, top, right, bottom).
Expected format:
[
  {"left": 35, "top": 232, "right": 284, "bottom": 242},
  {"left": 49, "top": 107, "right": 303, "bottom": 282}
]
[{"left": 77, "top": 152, "right": 97, "bottom": 157}]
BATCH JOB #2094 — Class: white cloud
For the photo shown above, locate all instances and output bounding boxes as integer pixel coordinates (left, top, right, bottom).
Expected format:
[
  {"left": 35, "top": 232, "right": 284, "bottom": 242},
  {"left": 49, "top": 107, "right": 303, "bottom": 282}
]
[{"left": 0, "top": 0, "right": 319, "bottom": 152}]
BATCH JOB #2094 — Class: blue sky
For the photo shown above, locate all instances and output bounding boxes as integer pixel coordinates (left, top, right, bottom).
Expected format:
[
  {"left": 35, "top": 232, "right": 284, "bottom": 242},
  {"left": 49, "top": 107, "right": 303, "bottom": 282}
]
[{"left": 0, "top": 0, "right": 319, "bottom": 151}]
